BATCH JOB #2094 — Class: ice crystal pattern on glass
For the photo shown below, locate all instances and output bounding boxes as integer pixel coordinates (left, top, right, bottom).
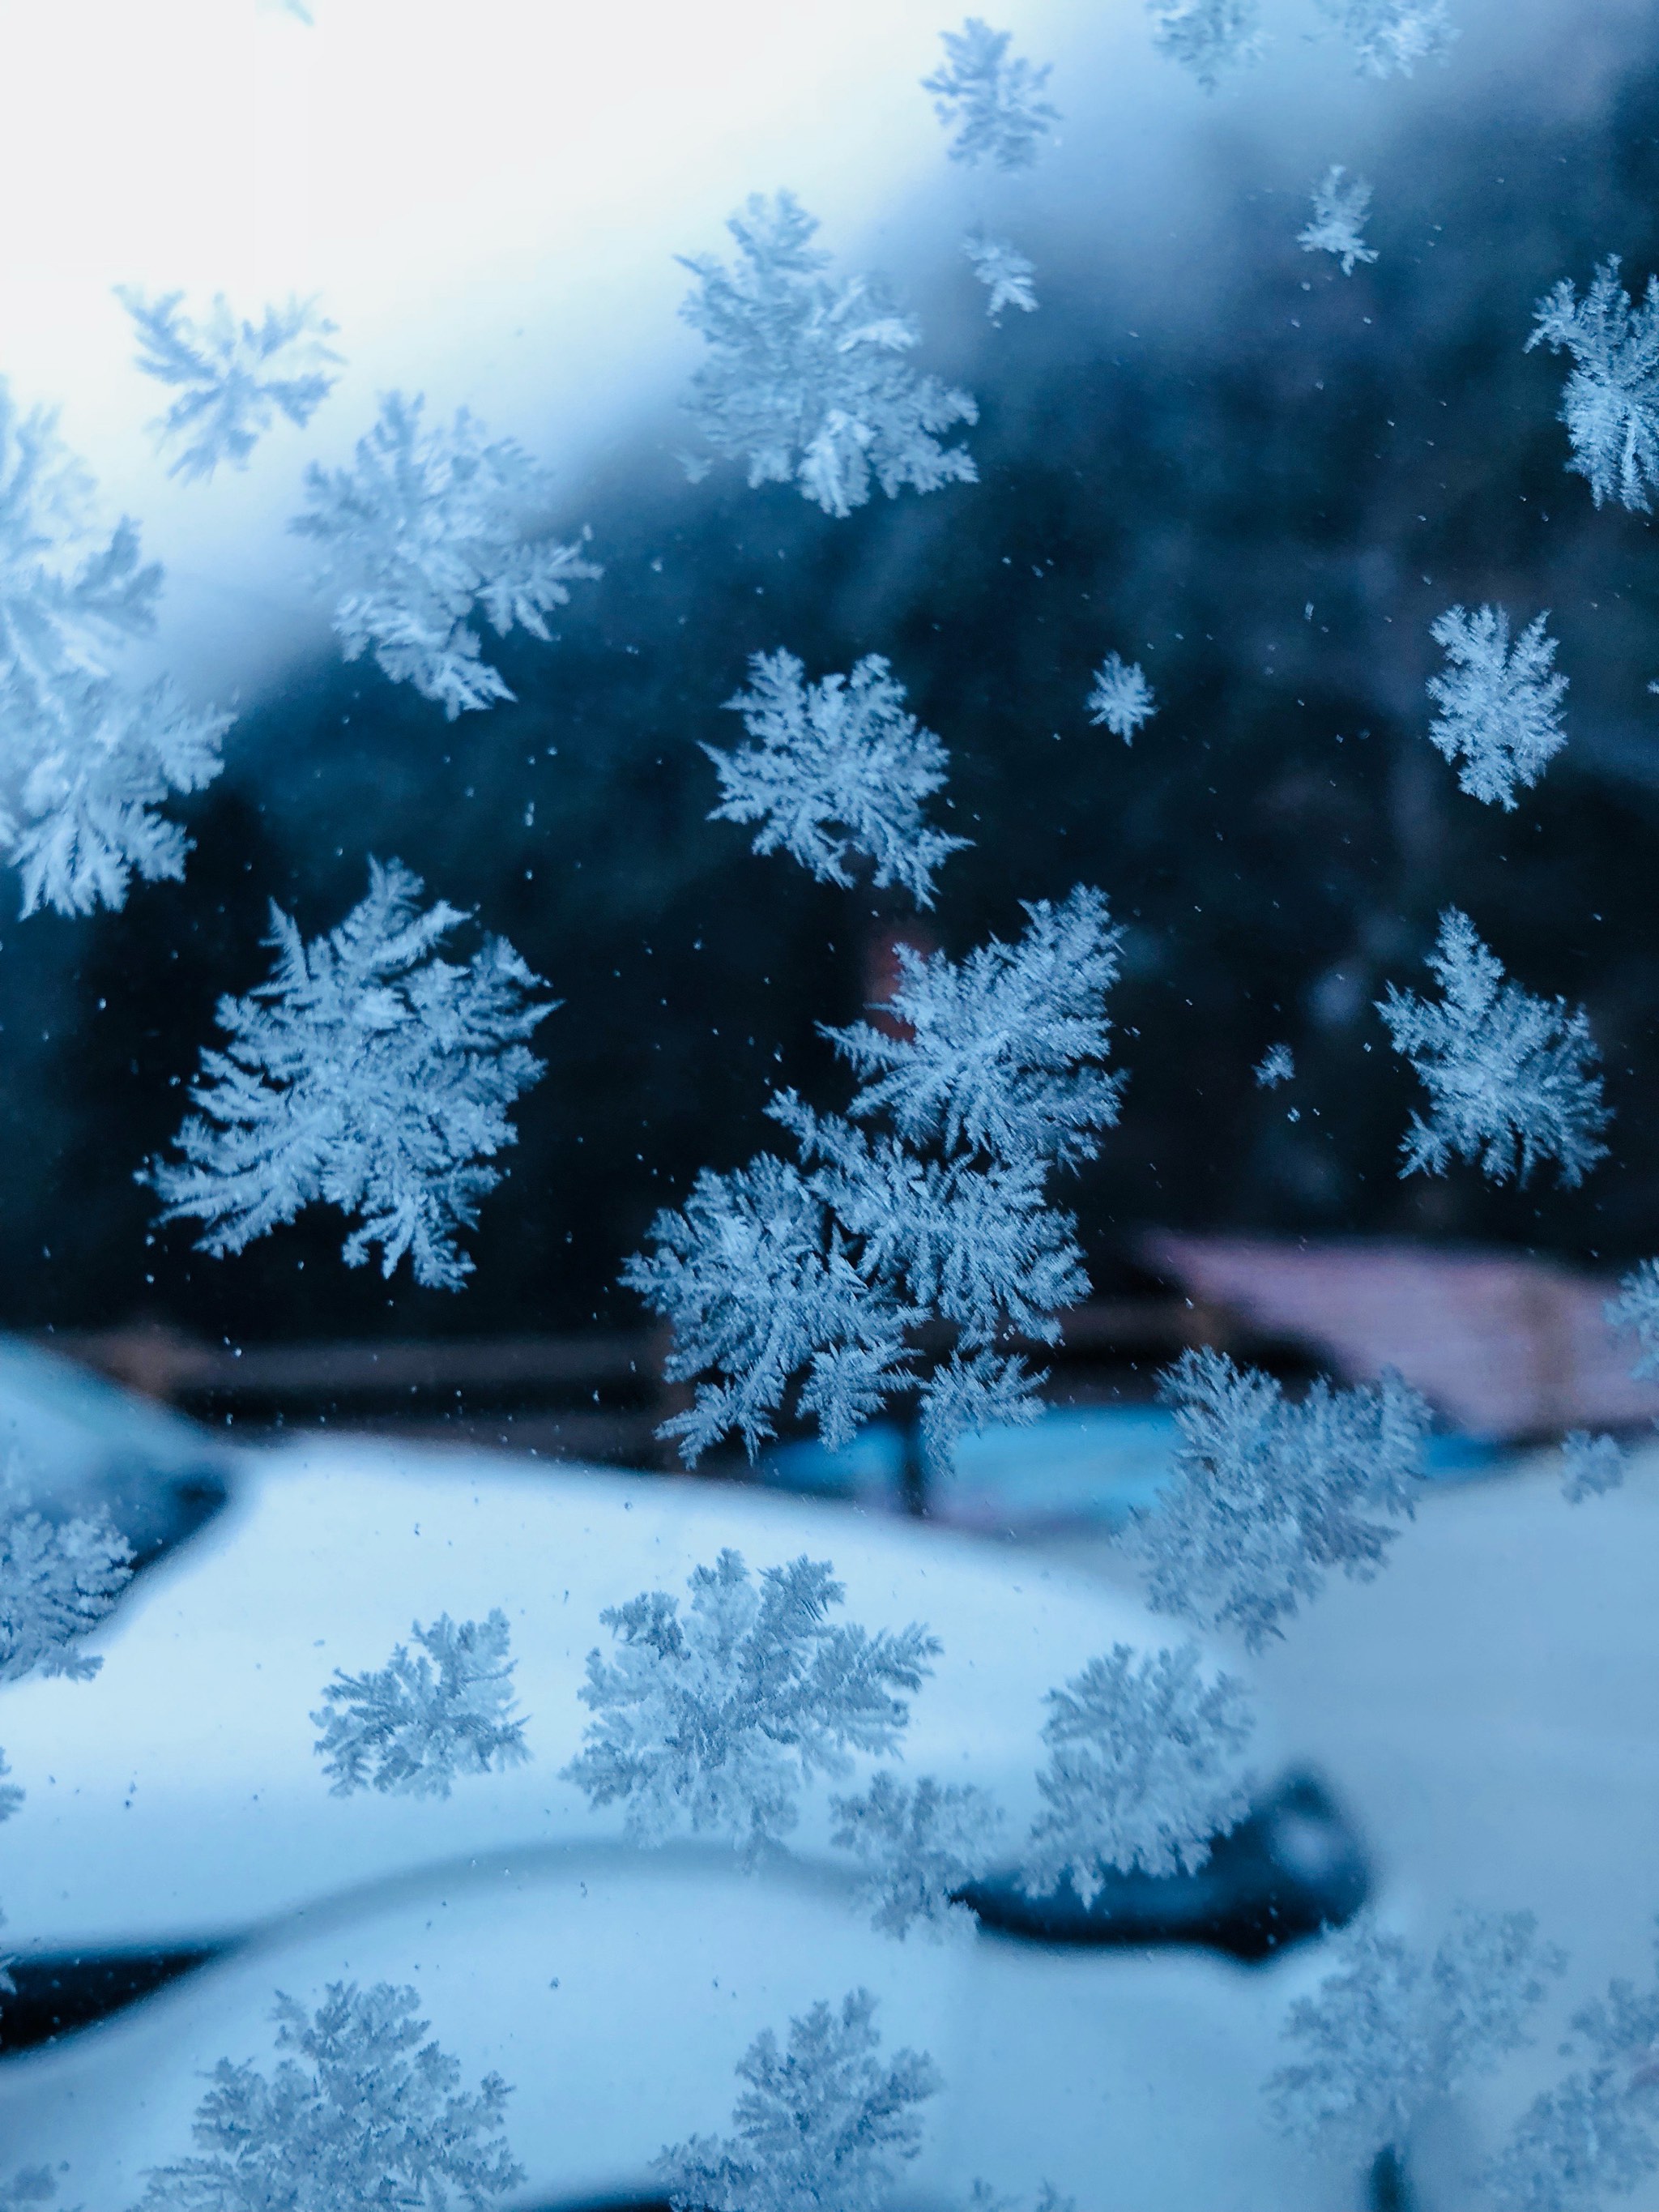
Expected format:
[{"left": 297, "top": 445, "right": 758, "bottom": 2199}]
[
  {"left": 562, "top": 1551, "right": 938, "bottom": 1859},
  {"left": 1128, "top": 1350, "right": 1427, "bottom": 1651},
  {"left": 291, "top": 392, "right": 599, "bottom": 717},
  {"left": 117, "top": 288, "right": 341, "bottom": 482},
  {"left": 1085, "top": 652, "right": 1156, "bottom": 741},
  {"left": 1299, "top": 169, "right": 1378, "bottom": 276},
  {"left": 1021, "top": 1642, "right": 1254, "bottom": 1898},
  {"left": 0, "top": 380, "right": 230, "bottom": 917},
  {"left": 1560, "top": 1431, "right": 1626, "bottom": 1505},
  {"left": 963, "top": 234, "right": 1038, "bottom": 322},
  {"left": 627, "top": 891, "right": 1120, "bottom": 1465},
  {"left": 1377, "top": 909, "right": 1609, "bottom": 1188},
  {"left": 312, "top": 1611, "right": 530, "bottom": 1798},
  {"left": 678, "top": 193, "right": 978, "bottom": 518},
  {"left": 0, "top": 1499, "right": 133, "bottom": 1682},
  {"left": 135, "top": 1982, "right": 523, "bottom": 2212},
  {"left": 1267, "top": 1907, "right": 1563, "bottom": 2167},
  {"left": 707, "top": 651, "right": 968, "bottom": 907},
  {"left": 0, "top": 1747, "right": 23, "bottom": 1825},
  {"left": 1527, "top": 258, "right": 1659, "bottom": 514},
  {"left": 830, "top": 1772, "right": 1004, "bottom": 1939},
  {"left": 1255, "top": 1041, "right": 1294, "bottom": 1089},
  {"left": 148, "top": 858, "right": 552, "bottom": 1291},
  {"left": 1426, "top": 605, "right": 1567, "bottom": 809},
  {"left": 1608, "top": 1258, "right": 1659, "bottom": 1377},
  {"left": 922, "top": 20, "right": 1060, "bottom": 172},
  {"left": 655, "top": 1989, "right": 940, "bottom": 2212},
  {"left": 1147, "top": 0, "right": 1265, "bottom": 91},
  {"left": 1315, "top": 0, "right": 1456, "bottom": 75}
]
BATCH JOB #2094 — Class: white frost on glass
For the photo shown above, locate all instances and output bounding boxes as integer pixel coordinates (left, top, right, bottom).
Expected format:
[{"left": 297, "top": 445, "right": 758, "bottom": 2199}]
[
  {"left": 1146, "top": 0, "right": 1265, "bottom": 91},
  {"left": 1559, "top": 1430, "right": 1626, "bottom": 1505},
  {"left": 962, "top": 233, "right": 1039, "bottom": 322},
  {"left": 1299, "top": 168, "right": 1379, "bottom": 276},
  {"left": 1527, "top": 258, "right": 1659, "bottom": 513},
  {"left": 1085, "top": 652, "right": 1156, "bottom": 742},
  {"left": 1254, "top": 1041, "right": 1294, "bottom": 1089},
  {"left": 1426, "top": 604, "right": 1567, "bottom": 809},
  {"left": 830, "top": 1770, "right": 1004, "bottom": 1940},
  {"left": 116, "top": 288, "right": 341, "bottom": 482},
  {"left": 1608, "top": 1257, "right": 1659, "bottom": 1377},
  {"left": 312, "top": 1610, "right": 530, "bottom": 1798},
  {"left": 0, "top": 1497, "right": 134, "bottom": 1683},
  {"left": 1315, "top": 0, "right": 1456, "bottom": 76},
  {"left": 922, "top": 20, "right": 1060, "bottom": 173}
]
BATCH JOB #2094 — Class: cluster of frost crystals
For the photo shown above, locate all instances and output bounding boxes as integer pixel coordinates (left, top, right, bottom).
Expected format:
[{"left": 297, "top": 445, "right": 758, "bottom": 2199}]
[
  {"left": 1146, "top": 0, "right": 1265, "bottom": 91},
  {"left": 0, "top": 1746, "right": 24, "bottom": 1825},
  {"left": 1377, "top": 908, "right": 1609, "bottom": 1189},
  {"left": 1127, "top": 1350, "right": 1428, "bottom": 1651},
  {"left": 627, "top": 888, "right": 1121, "bottom": 1466},
  {"left": 116, "top": 288, "right": 341, "bottom": 482},
  {"left": 962, "top": 234, "right": 1038, "bottom": 322},
  {"left": 1020, "top": 1643, "right": 1253, "bottom": 1897},
  {"left": 561, "top": 1551, "right": 938, "bottom": 1860},
  {"left": 312, "top": 1611, "right": 529, "bottom": 1798},
  {"left": 830, "top": 1772, "right": 1004, "bottom": 1940},
  {"left": 677, "top": 193, "right": 978, "bottom": 519},
  {"left": 147, "top": 858, "right": 553, "bottom": 1291},
  {"left": 1299, "top": 168, "right": 1379, "bottom": 277},
  {"left": 0, "top": 380, "right": 231, "bottom": 917},
  {"left": 707, "top": 650, "right": 968, "bottom": 907},
  {"left": 0, "top": 1497, "right": 134, "bottom": 1682},
  {"left": 1527, "top": 258, "right": 1659, "bottom": 514},
  {"left": 1426, "top": 605, "right": 1567, "bottom": 809},
  {"left": 1608, "top": 1258, "right": 1659, "bottom": 1377},
  {"left": 1315, "top": 0, "right": 1457, "bottom": 75},
  {"left": 922, "top": 20, "right": 1060, "bottom": 172},
  {"left": 291, "top": 391, "right": 599, "bottom": 718},
  {"left": 967, "top": 2186, "right": 1075, "bottom": 2212},
  {"left": 655, "top": 1988, "right": 940, "bottom": 2212},
  {"left": 1268, "top": 1907, "right": 1563, "bottom": 2171},
  {"left": 1560, "top": 1430, "right": 1626, "bottom": 1505},
  {"left": 135, "top": 1982, "right": 523, "bottom": 2212},
  {"left": 1255, "top": 1041, "right": 1294, "bottom": 1089},
  {"left": 1085, "top": 652, "right": 1156, "bottom": 742}
]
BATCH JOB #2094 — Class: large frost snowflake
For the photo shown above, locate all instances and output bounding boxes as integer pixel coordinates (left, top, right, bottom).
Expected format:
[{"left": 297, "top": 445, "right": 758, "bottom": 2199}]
[
  {"left": 1527, "top": 258, "right": 1659, "bottom": 514},
  {"left": 655, "top": 1989, "right": 940, "bottom": 2212},
  {"left": 0, "top": 1498, "right": 133, "bottom": 1682},
  {"left": 922, "top": 20, "right": 1060, "bottom": 172},
  {"left": 147, "top": 858, "right": 553, "bottom": 1291},
  {"left": 561, "top": 1550, "right": 937, "bottom": 1859},
  {"left": 0, "top": 380, "right": 230, "bottom": 916},
  {"left": 117, "top": 288, "right": 341, "bottom": 482},
  {"left": 962, "top": 234, "right": 1038, "bottom": 322},
  {"left": 1315, "top": 0, "right": 1457, "bottom": 75},
  {"left": 1085, "top": 653, "right": 1156, "bottom": 741},
  {"left": 1020, "top": 1642, "right": 1254, "bottom": 1898},
  {"left": 1267, "top": 1907, "right": 1563, "bottom": 2168},
  {"left": 1378, "top": 908, "right": 1609, "bottom": 1188},
  {"left": 1299, "top": 168, "right": 1379, "bottom": 277},
  {"left": 312, "top": 1611, "right": 529, "bottom": 1798},
  {"left": 135, "top": 1982, "right": 523, "bottom": 2212},
  {"left": 830, "top": 1771, "right": 1004, "bottom": 1940},
  {"left": 677, "top": 193, "right": 978, "bottom": 518},
  {"left": 1426, "top": 604, "right": 1567, "bottom": 809},
  {"left": 706, "top": 650, "right": 968, "bottom": 907},
  {"left": 1146, "top": 0, "right": 1265, "bottom": 91},
  {"left": 291, "top": 392, "right": 599, "bottom": 717},
  {"left": 1127, "top": 1350, "right": 1427, "bottom": 1651}
]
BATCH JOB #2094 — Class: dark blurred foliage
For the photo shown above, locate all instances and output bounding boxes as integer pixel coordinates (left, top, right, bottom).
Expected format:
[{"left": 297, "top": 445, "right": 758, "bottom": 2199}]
[{"left": 6, "top": 23, "right": 1659, "bottom": 1341}]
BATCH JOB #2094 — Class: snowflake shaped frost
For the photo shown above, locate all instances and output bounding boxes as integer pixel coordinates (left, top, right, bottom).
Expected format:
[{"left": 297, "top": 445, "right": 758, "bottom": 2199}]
[
  {"left": 1527, "top": 258, "right": 1659, "bottom": 514},
  {"left": 117, "top": 288, "right": 341, "bottom": 482},
  {"left": 1314, "top": 0, "right": 1457, "bottom": 75},
  {"left": 1147, "top": 0, "right": 1265, "bottom": 91},
  {"left": 677, "top": 193, "right": 978, "bottom": 518},
  {"left": 922, "top": 20, "right": 1060, "bottom": 172},
  {"left": 147, "top": 857, "right": 553, "bottom": 1290},
  {"left": 655, "top": 1989, "right": 940, "bottom": 2212},
  {"left": 291, "top": 392, "right": 599, "bottom": 717},
  {"left": 1085, "top": 653, "right": 1156, "bottom": 741},
  {"left": 1425, "top": 604, "right": 1567, "bottom": 809},
  {"left": 1020, "top": 1642, "right": 1254, "bottom": 1898},
  {"left": 830, "top": 1771, "right": 1004, "bottom": 1940},
  {"left": 706, "top": 650, "right": 968, "bottom": 907},
  {"left": 1254, "top": 1041, "right": 1295, "bottom": 1089},
  {"left": 1377, "top": 908, "right": 1609, "bottom": 1188},
  {"left": 962, "top": 234, "right": 1038, "bottom": 322},
  {"left": 1608, "top": 1258, "right": 1659, "bottom": 1377},
  {"left": 1299, "top": 168, "right": 1379, "bottom": 276},
  {"left": 561, "top": 1551, "right": 938, "bottom": 1859},
  {"left": 135, "top": 1982, "right": 523, "bottom": 2212},
  {"left": 1560, "top": 1430, "right": 1625, "bottom": 1505},
  {"left": 312, "top": 1611, "right": 530, "bottom": 1798},
  {"left": 0, "top": 1499, "right": 134, "bottom": 1682}
]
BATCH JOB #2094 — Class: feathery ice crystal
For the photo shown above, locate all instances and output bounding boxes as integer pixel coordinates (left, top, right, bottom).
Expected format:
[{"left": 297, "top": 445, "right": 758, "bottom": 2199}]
[
  {"left": 1426, "top": 604, "right": 1567, "bottom": 809},
  {"left": 1527, "top": 257, "right": 1659, "bottom": 513},
  {"left": 922, "top": 20, "right": 1060, "bottom": 172},
  {"left": 1608, "top": 1257, "right": 1659, "bottom": 1377},
  {"left": 1299, "top": 168, "right": 1378, "bottom": 276},
  {"left": 0, "top": 1495, "right": 134, "bottom": 1683},
  {"left": 1560, "top": 1431, "right": 1626, "bottom": 1505},
  {"left": 1085, "top": 652, "right": 1156, "bottom": 741},
  {"left": 312, "top": 1611, "right": 530, "bottom": 1798},
  {"left": 830, "top": 1771, "right": 1004, "bottom": 1939},
  {"left": 117, "top": 288, "right": 341, "bottom": 480},
  {"left": 1254, "top": 1041, "right": 1295, "bottom": 1089},
  {"left": 1315, "top": 0, "right": 1456, "bottom": 75},
  {"left": 963, "top": 233, "right": 1039, "bottom": 322},
  {"left": 1146, "top": 0, "right": 1266, "bottom": 91}
]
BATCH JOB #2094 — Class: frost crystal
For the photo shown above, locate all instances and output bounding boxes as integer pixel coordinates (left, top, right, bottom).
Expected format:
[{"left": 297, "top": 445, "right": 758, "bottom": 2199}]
[
  {"left": 1560, "top": 1431, "right": 1626, "bottom": 1505},
  {"left": 1377, "top": 908, "right": 1609, "bottom": 1189},
  {"left": 678, "top": 193, "right": 978, "bottom": 518},
  {"left": 1147, "top": 0, "right": 1265, "bottom": 91},
  {"left": 1128, "top": 1351, "right": 1427, "bottom": 1651},
  {"left": 1527, "top": 258, "right": 1659, "bottom": 514},
  {"left": 1085, "top": 653, "right": 1156, "bottom": 742},
  {"left": 922, "top": 20, "right": 1060, "bottom": 172},
  {"left": 1255, "top": 1041, "right": 1294, "bottom": 1089},
  {"left": 707, "top": 650, "right": 968, "bottom": 907},
  {"left": 0, "top": 1501, "right": 134, "bottom": 1682},
  {"left": 1268, "top": 1907, "right": 1564, "bottom": 2167},
  {"left": 1299, "top": 168, "right": 1379, "bottom": 276},
  {"left": 830, "top": 1771, "right": 1004, "bottom": 1940},
  {"left": 1021, "top": 1642, "right": 1254, "bottom": 1898},
  {"left": 135, "top": 1982, "right": 523, "bottom": 2212},
  {"left": 312, "top": 1611, "right": 530, "bottom": 1798},
  {"left": 0, "top": 1746, "right": 24, "bottom": 1825},
  {"left": 0, "top": 2177, "right": 53, "bottom": 2212},
  {"left": 1315, "top": 0, "right": 1456, "bottom": 75},
  {"left": 148, "top": 858, "right": 553, "bottom": 1291},
  {"left": 1426, "top": 605, "right": 1567, "bottom": 809},
  {"left": 116, "top": 288, "right": 341, "bottom": 482},
  {"left": 1608, "top": 1258, "right": 1659, "bottom": 1377},
  {"left": 561, "top": 1551, "right": 938, "bottom": 1859},
  {"left": 291, "top": 392, "right": 599, "bottom": 717},
  {"left": 962, "top": 234, "right": 1038, "bottom": 322},
  {"left": 655, "top": 1988, "right": 940, "bottom": 2212}
]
